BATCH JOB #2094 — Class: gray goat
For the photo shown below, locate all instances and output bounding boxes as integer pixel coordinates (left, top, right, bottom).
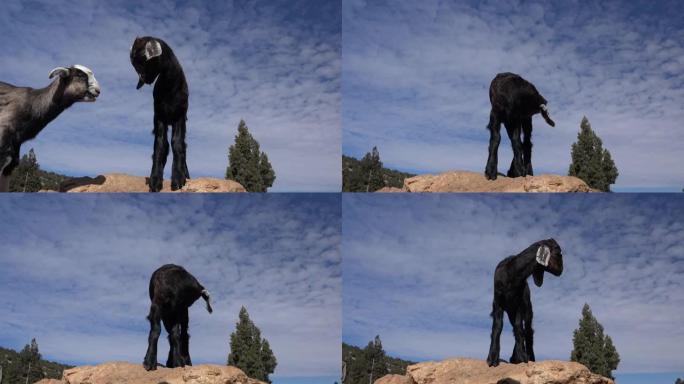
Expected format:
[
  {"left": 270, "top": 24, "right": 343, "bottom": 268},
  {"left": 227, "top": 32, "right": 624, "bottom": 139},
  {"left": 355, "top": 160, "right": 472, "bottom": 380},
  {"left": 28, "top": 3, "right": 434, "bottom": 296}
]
[{"left": 0, "top": 65, "right": 100, "bottom": 191}]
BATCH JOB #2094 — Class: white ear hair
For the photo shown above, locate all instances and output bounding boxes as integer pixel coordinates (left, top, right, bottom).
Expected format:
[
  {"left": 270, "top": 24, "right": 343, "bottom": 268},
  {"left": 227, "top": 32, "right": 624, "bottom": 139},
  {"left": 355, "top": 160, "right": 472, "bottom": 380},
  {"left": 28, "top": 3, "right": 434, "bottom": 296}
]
[
  {"left": 536, "top": 245, "right": 550, "bottom": 266},
  {"left": 48, "top": 67, "right": 70, "bottom": 79},
  {"left": 144, "top": 40, "right": 162, "bottom": 61}
]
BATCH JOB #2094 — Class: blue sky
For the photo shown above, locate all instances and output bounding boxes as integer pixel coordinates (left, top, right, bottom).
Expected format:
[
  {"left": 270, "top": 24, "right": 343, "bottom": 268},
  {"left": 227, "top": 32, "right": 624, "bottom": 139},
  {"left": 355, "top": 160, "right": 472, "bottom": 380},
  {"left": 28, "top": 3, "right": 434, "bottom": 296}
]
[
  {"left": 342, "top": 0, "right": 684, "bottom": 192},
  {"left": 342, "top": 194, "right": 684, "bottom": 383},
  {"left": 0, "top": 194, "right": 341, "bottom": 381},
  {"left": 0, "top": 0, "right": 340, "bottom": 192}
]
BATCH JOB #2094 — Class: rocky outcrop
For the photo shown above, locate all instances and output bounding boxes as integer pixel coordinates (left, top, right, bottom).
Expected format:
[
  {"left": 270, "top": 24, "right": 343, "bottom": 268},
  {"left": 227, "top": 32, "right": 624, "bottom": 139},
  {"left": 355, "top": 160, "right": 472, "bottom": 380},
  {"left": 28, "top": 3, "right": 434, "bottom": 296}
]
[
  {"left": 374, "top": 374, "right": 413, "bottom": 384},
  {"left": 398, "top": 171, "right": 596, "bottom": 192},
  {"left": 54, "top": 173, "right": 246, "bottom": 193},
  {"left": 375, "top": 358, "right": 613, "bottom": 384},
  {"left": 34, "top": 362, "right": 265, "bottom": 384},
  {"left": 375, "top": 186, "right": 404, "bottom": 193}
]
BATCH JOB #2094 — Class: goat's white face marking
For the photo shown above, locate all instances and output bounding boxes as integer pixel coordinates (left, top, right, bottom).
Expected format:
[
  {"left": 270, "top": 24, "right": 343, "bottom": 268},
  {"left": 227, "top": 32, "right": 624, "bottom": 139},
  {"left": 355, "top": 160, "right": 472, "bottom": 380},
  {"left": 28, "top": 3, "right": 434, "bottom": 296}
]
[
  {"left": 536, "top": 245, "right": 551, "bottom": 266},
  {"left": 73, "top": 64, "right": 100, "bottom": 102}
]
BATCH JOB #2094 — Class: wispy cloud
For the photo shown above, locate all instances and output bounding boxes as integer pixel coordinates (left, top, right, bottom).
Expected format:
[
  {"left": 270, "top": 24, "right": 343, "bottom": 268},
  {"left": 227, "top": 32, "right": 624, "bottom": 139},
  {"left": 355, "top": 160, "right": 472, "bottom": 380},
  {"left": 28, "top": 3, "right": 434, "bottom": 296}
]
[
  {"left": 342, "top": 194, "right": 684, "bottom": 373},
  {"left": 0, "top": 0, "right": 341, "bottom": 191},
  {"left": 0, "top": 194, "right": 341, "bottom": 377},
  {"left": 342, "top": 0, "right": 684, "bottom": 191}
]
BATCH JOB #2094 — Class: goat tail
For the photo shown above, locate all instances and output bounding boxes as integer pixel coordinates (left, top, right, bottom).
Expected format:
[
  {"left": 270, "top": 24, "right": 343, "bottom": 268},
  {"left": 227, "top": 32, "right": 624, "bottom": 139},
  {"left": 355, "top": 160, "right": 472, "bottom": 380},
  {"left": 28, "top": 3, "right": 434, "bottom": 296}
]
[{"left": 201, "top": 289, "right": 213, "bottom": 314}]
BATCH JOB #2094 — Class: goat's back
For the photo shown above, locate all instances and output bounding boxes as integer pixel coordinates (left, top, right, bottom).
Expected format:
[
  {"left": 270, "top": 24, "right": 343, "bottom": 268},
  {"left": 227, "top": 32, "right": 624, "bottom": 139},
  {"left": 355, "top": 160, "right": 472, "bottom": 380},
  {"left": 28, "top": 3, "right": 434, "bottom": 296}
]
[
  {"left": 0, "top": 83, "right": 30, "bottom": 128},
  {"left": 148, "top": 264, "right": 204, "bottom": 308},
  {"left": 489, "top": 72, "right": 545, "bottom": 118}
]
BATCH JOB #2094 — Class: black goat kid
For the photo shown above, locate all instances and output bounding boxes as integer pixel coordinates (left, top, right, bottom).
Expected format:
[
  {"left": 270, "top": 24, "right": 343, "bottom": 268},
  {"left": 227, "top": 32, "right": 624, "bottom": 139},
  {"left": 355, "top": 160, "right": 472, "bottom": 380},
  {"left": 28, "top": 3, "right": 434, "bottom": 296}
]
[
  {"left": 485, "top": 73, "right": 555, "bottom": 180},
  {"left": 486, "top": 239, "right": 563, "bottom": 367},
  {"left": 131, "top": 36, "right": 190, "bottom": 192},
  {"left": 143, "top": 264, "right": 212, "bottom": 371}
]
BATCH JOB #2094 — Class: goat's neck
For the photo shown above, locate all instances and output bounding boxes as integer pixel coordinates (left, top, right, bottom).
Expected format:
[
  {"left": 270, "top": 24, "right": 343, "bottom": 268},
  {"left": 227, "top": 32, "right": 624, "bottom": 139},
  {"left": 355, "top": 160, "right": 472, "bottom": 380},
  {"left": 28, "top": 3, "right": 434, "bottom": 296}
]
[
  {"left": 511, "top": 247, "right": 540, "bottom": 282},
  {"left": 26, "top": 79, "right": 73, "bottom": 137},
  {"left": 157, "top": 54, "right": 185, "bottom": 86}
]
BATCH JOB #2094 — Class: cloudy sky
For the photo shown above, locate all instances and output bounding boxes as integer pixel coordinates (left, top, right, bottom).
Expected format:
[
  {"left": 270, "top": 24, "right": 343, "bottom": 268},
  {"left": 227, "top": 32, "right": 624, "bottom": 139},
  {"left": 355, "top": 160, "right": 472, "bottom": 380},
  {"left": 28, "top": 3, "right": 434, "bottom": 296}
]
[
  {"left": 342, "top": 0, "right": 684, "bottom": 192},
  {"left": 0, "top": 0, "right": 340, "bottom": 191},
  {"left": 0, "top": 194, "right": 340, "bottom": 382},
  {"left": 342, "top": 194, "right": 684, "bottom": 383}
]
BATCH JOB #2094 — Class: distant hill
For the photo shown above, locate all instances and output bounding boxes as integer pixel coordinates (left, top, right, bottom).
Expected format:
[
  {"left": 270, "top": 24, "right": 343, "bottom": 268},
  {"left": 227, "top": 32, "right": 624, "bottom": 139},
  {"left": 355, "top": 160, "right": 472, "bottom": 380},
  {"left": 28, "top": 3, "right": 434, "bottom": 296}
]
[
  {"left": 342, "top": 342, "right": 415, "bottom": 383},
  {"left": 342, "top": 155, "right": 415, "bottom": 192},
  {"left": 0, "top": 345, "right": 72, "bottom": 383}
]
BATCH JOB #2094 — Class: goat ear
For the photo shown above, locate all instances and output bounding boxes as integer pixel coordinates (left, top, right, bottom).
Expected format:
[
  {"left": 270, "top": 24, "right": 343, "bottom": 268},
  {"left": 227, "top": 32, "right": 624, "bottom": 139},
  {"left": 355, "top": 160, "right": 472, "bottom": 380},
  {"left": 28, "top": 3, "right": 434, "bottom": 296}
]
[
  {"left": 533, "top": 266, "right": 544, "bottom": 287},
  {"left": 48, "top": 67, "right": 70, "bottom": 79},
  {"left": 536, "top": 244, "right": 551, "bottom": 266},
  {"left": 144, "top": 40, "right": 162, "bottom": 61}
]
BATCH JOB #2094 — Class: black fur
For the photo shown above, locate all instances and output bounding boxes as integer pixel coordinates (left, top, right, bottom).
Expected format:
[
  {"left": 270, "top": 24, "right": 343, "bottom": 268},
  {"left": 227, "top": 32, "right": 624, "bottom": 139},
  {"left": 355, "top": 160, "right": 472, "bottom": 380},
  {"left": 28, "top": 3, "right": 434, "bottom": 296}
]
[
  {"left": 143, "top": 264, "right": 212, "bottom": 371},
  {"left": 486, "top": 239, "right": 563, "bottom": 367},
  {"left": 485, "top": 73, "right": 555, "bottom": 180},
  {"left": 131, "top": 36, "right": 190, "bottom": 192}
]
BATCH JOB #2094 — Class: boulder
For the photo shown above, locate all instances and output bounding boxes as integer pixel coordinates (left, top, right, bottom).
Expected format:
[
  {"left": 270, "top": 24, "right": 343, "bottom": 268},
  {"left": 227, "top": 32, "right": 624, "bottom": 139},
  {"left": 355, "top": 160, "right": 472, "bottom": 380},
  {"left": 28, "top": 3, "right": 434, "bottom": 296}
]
[
  {"left": 375, "top": 358, "right": 613, "bottom": 384},
  {"left": 55, "top": 173, "right": 246, "bottom": 193},
  {"left": 400, "top": 171, "right": 596, "bottom": 192},
  {"left": 35, "top": 361, "right": 265, "bottom": 384}
]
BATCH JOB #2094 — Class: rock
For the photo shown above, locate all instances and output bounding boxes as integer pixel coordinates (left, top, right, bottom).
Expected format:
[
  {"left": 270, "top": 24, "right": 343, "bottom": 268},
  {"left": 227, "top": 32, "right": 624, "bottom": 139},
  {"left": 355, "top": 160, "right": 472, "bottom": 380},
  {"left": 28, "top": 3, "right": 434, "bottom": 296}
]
[
  {"left": 35, "top": 361, "right": 265, "bottom": 384},
  {"left": 375, "top": 358, "right": 613, "bottom": 384},
  {"left": 401, "top": 171, "right": 596, "bottom": 192},
  {"left": 56, "top": 173, "right": 246, "bottom": 193},
  {"left": 374, "top": 374, "right": 414, "bottom": 384},
  {"left": 375, "top": 186, "right": 405, "bottom": 192}
]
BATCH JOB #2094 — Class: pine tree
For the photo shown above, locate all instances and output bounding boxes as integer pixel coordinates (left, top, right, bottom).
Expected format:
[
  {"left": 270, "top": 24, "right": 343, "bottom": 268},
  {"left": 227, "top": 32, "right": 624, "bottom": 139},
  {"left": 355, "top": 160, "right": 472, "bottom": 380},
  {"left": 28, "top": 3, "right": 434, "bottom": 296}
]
[
  {"left": 345, "top": 336, "right": 389, "bottom": 384},
  {"left": 342, "top": 148, "right": 385, "bottom": 192},
  {"left": 360, "top": 147, "right": 384, "bottom": 192},
  {"left": 228, "top": 306, "right": 277, "bottom": 383},
  {"left": 18, "top": 338, "right": 42, "bottom": 384},
  {"left": 9, "top": 148, "right": 42, "bottom": 192},
  {"left": 365, "top": 335, "right": 388, "bottom": 384},
  {"left": 571, "top": 304, "right": 620, "bottom": 379},
  {"left": 226, "top": 120, "right": 276, "bottom": 192},
  {"left": 568, "top": 117, "right": 618, "bottom": 191}
]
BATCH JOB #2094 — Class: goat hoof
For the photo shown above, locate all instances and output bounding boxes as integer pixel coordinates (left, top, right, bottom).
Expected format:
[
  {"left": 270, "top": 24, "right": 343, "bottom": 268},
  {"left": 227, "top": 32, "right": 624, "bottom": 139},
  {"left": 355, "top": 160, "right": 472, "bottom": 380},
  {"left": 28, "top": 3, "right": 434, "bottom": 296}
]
[
  {"left": 148, "top": 176, "right": 163, "bottom": 192},
  {"left": 485, "top": 170, "right": 498, "bottom": 180},
  {"left": 143, "top": 361, "right": 157, "bottom": 371},
  {"left": 171, "top": 177, "right": 186, "bottom": 191}
]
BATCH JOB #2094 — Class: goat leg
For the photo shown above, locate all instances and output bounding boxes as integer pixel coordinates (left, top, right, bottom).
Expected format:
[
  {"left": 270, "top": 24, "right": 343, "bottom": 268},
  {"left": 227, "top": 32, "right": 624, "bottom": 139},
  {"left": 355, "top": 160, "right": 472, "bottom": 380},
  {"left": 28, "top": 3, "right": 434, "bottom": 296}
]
[
  {"left": 485, "top": 111, "right": 501, "bottom": 180},
  {"left": 149, "top": 117, "right": 169, "bottom": 192},
  {"left": 167, "top": 322, "right": 184, "bottom": 368},
  {"left": 487, "top": 303, "right": 504, "bottom": 366},
  {"left": 180, "top": 308, "right": 192, "bottom": 366},
  {"left": 0, "top": 139, "right": 17, "bottom": 192},
  {"left": 170, "top": 119, "right": 188, "bottom": 191},
  {"left": 0, "top": 155, "right": 11, "bottom": 192},
  {"left": 510, "top": 309, "right": 528, "bottom": 364},
  {"left": 505, "top": 120, "right": 525, "bottom": 178},
  {"left": 522, "top": 118, "right": 533, "bottom": 176},
  {"left": 523, "top": 288, "right": 535, "bottom": 361},
  {"left": 143, "top": 305, "right": 162, "bottom": 371}
]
